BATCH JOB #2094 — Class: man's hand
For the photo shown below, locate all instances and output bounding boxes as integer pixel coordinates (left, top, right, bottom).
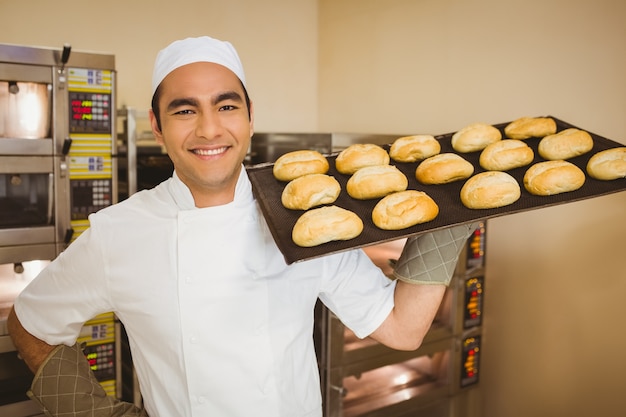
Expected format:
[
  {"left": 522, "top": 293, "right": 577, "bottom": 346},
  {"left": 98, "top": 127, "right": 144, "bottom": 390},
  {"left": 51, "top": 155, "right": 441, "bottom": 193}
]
[
  {"left": 29, "top": 343, "right": 148, "bottom": 417},
  {"left": 393, "top": 222, "right": 480, "bottom": 286},
  {"left": 8, "top": 308, "right": 147, "bottom": 416},
  {"left": 370, "top": 223, "right": 480, "bottom": 350}
]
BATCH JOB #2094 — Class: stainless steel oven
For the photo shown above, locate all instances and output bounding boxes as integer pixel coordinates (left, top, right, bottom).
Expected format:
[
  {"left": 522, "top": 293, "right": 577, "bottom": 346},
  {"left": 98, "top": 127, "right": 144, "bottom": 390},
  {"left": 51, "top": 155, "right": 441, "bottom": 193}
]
[
  {"left": 0, "top": 260, "right": 48, "bottom": 417},
  {"left": 316, "top": 224, "right": 487, "bottom": 417},
  {"left": 0, "top": 53, "right": 72, "bottom": 265},
  {"left": 1, "top": 42, "right": 119, "bottom": 415},
  {"left": 0, "top": 154, "right": 70, "bottom": 264}
]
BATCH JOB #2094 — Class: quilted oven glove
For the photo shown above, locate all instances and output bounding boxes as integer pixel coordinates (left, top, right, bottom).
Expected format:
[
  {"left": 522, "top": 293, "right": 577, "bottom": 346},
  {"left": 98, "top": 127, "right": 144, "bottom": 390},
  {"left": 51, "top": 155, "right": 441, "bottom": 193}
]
[
  {"left": 28, "top": 343, "right": 148, "bottom": 417},
  {"left": 393, "top": 222, "right": 480, "bottom": 286}
]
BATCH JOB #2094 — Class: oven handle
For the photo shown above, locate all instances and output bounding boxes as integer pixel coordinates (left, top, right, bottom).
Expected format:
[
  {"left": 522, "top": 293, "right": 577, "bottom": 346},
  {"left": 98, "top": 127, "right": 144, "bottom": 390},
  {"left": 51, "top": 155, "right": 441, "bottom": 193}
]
[{"left": 47, "top": 173, "right": 54, "bottom": 224}]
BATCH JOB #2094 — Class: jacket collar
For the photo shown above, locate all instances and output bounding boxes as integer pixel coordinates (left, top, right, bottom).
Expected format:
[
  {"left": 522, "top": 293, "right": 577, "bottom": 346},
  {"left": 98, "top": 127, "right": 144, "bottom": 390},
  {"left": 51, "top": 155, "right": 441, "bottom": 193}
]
[{"left": 168, "top": 166, "right": 253, "bottom": 210}]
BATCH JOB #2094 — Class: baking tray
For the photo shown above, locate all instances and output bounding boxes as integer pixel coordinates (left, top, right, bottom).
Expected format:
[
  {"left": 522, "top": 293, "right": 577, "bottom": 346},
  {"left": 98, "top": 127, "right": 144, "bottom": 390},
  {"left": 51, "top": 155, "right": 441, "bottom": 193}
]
[{"left": 248, "top": 117, "right": 626, "bottom": 264}]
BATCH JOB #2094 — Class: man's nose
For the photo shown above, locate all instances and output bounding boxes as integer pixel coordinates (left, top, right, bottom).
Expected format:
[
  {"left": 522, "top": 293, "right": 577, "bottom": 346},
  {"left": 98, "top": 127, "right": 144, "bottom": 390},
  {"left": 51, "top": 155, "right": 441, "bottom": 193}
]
[{"left": 195, "top": 111, "right": 224, "bottom": 138}]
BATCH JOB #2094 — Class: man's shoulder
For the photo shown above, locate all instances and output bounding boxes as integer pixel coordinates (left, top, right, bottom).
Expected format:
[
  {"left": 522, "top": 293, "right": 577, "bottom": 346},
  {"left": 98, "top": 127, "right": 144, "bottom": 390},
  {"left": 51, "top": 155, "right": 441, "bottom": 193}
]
[{"left": 92, "top": 179, "right": 176, "bottom": 220}]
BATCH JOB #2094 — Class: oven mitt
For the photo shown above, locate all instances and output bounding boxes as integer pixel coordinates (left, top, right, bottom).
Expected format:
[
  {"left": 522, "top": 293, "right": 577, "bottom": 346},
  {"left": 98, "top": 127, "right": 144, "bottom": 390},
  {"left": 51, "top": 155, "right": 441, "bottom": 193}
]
[
  {"left": 393, "top": 222, "right": 480, "bottom": 286},
  {"left": 28, "top": 343, "right": 148, "bottom": 417}
]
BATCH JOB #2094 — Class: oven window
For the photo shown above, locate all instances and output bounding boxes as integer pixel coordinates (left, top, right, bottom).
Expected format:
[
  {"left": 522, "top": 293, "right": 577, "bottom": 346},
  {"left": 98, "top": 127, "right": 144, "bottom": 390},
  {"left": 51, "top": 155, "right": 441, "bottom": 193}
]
[
  {"left": 0, "top": 351, "right": 32, "bottom": 406},
  {"left": 0, "top": 173, "right": 52, "bottom": 228}
]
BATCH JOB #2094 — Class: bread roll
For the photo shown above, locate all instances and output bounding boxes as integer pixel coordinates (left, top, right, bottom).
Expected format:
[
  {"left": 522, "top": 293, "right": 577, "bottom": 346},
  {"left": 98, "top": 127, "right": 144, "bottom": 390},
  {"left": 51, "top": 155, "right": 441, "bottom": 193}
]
[
  {"left": 523, "top": 160, "right": 585, "bottom": 196},
  {"left": 372, "top": 190, "right": 439, "bottom": 230},
  {"left": 460, "top": 171, "right": 521, "bottom": 209},
  {"left": 538, "top": 128, "right": 594, "bottom": 160},
  {"left": 479, "top": 139, "right": 534, "bottom": 171},
  {"left": 346, "top": 165, "right": 408, "bottom": 200},
  {"left": 389, "top": 134, "right": 441, "bottom": 163},
  {"left": 451, "top": 123, "right": 502, "bottom": 153},
  {"left": 273, "top": 150, "right": 329, "bottom": 182},
  {"left": 415, "top": 153, "right": 474, "bottom": 184},
  {"left": 335, "top": 144, "right": 390, "bottom": 174},
  {"left": 292, "top": 205, "right": 363, "bottom": 247},
  {"left": 504, "top": 117, "right": 557, "bottom": 139},
  {"left": 586, "top": 147, "right": 626, "bottom": 180},
  {"left": 281, "top": 174, "right": 341, "bottom": 210}
]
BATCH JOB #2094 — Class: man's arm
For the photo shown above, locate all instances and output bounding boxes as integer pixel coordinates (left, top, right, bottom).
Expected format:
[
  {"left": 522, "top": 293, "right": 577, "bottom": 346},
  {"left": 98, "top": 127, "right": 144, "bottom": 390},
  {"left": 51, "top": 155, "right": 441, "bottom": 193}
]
[
  {"left": 7, "top": 306, "right": 55, "bottom": 373},
  {"left": 369, "top": 281, "right": 445, "bottom": 350},
  {"left": 369, "top": 222, "right": 478, "bottom": 350},
  {"left": 8, "top": 307, "right": 148, "bottom": 417}
]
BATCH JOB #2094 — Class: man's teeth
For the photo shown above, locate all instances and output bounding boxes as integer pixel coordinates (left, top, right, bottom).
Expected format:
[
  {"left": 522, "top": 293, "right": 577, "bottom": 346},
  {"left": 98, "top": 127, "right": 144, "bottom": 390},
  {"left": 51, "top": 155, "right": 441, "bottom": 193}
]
[{"left": 194, "top": 147, "right": 227, "bottom": 156}]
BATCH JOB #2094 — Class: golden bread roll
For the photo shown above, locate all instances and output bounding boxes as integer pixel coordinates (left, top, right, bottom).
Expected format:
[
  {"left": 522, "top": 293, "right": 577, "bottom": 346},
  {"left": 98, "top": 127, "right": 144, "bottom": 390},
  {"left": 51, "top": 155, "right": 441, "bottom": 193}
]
[
  {"left": 460, "top": 171, "right": 521, "bottom": 209},
  {"left": 586, "top": 147, "right": 626, "bottom": 180},
  {"left": 346, "top": 165, "right": 408, "bottom": 200},
  {"left": 292, "top": 205, "right": 363, "bottom": 247},
  {"left": 504, "top": 116, "right": 557, "bottom": 139},
  {"left": 523, "top": 160, "right": 585, "bottom": 196},
  {"left": 479, "top": 139, "right": 535, "bottom": 171},
  {"left": 389, "top": 134, "right": 441, "bottom": 163},
  {"left": 273, "top": 150, "right": 329, "bottom": 182},
  {"left": 372, "top": 190, "right": 439, "bottom": 230},
  {"left": 538, "top": 128, "right": 594, "bottom": 160},
  {"left": 281, "top": 174, "right": 341, "bottom": 210},
  {"left": 451, "top": 122, "right": 502, "bottom": 153},
  {"left": 415, "top": 153, "right": 475, "bottom": 184},
  {"left": 335, "top": 144, "right": 390, "bottom": 174}
]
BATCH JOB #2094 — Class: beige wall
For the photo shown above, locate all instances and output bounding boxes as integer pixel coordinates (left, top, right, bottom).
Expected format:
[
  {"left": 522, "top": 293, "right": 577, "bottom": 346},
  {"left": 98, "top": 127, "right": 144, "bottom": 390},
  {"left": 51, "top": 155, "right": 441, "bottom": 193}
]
[
  {"left": 3, "top": 1, "right": 626, "bottom": 416},
  {"left": 318, "top": 0, "right": 626, "bottom": 138},
  {"left": 318, "top": 1, "right": 626, "bottom": 417},
  {"left": 0, "top": 0, "right": 320, "bottom": 132}
]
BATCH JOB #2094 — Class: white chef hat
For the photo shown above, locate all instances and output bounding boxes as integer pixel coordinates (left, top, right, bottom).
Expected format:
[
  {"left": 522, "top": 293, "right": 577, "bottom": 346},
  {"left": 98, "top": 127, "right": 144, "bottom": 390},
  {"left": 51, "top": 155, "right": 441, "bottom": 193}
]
[{"left": 151, "top": 36, "right": 246, "bottom": 96}]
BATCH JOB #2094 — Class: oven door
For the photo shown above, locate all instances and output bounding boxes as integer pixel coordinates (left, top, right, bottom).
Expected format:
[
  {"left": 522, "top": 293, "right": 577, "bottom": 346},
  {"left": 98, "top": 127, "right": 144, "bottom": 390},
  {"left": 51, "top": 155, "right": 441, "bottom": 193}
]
[
  {"left": 0, "top": 156, "right": 65, "bottom": 264},
  {"left": 0, "top": 337, "right": 44, "bottom": 417}
]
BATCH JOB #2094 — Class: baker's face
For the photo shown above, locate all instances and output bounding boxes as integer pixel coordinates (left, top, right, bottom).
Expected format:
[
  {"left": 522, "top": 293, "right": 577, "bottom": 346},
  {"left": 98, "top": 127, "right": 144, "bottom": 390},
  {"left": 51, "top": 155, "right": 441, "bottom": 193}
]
[{"left": 150, "top": 62, "right": 254, "bottom": 207}]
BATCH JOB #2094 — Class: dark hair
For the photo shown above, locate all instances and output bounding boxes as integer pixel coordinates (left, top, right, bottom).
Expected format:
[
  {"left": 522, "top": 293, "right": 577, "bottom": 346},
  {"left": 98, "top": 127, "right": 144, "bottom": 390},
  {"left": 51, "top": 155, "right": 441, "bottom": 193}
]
[{"left": 151, "top": 80, "right": 251, "bottom": 132}]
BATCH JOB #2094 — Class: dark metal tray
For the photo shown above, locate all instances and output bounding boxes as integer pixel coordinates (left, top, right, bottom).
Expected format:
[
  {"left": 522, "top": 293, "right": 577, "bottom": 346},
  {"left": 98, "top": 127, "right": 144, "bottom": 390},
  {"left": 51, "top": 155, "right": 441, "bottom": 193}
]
[{"left": 248, "top": 117, "right": 626, "bottom": 264}]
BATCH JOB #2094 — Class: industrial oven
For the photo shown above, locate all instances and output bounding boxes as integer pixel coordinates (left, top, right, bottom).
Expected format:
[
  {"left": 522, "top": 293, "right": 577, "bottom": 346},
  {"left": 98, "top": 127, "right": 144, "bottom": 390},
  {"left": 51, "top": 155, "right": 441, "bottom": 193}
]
[
  {"left": 0, "top": 42, "right": 119, "bottom": 416},
  {"left": 315, "top": 223, "right": 486, "bottom": 417}
]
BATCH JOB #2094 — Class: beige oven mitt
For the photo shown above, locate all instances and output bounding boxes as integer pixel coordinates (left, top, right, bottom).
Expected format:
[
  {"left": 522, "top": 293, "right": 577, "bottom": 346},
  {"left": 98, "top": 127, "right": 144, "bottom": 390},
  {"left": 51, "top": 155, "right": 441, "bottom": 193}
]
[
  {"left": 28, "top": 343, "right": 148, "bottom": 417},
  {"left": 393, "top": 222, "right": 480, "bottom": 286}
]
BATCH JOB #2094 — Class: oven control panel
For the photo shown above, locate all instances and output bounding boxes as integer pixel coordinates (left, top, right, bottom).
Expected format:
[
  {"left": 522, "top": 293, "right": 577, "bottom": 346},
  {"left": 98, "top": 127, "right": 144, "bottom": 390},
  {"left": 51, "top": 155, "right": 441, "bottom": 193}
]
[
  {"left": 67, "top": 67, "right": 115, "bottom": 241},
  {"left": 71, "top": 179, "right": 112, "bottom": 220},
  {"left": 466, "top": 222, "right": 486, "bottom": 270},
  {"left": 68, "top": 70, "right": 112, "bottom": 134},
  {"left": 83, "top": 342, "right": 115, "bottom": 382},
  {"left": 461, "top": 335, "right": 481, "bottom": 387},
  {"left": 77, "top": 313, "right": 117, "bottom": 396},
  {"left": 463, "top": 276, "right": 484, "bottom": 329}
]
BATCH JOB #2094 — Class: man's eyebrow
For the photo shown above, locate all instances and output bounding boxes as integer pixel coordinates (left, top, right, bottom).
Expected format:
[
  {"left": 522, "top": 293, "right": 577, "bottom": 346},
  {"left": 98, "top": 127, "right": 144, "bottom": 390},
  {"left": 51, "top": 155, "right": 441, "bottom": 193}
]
[
  {"left": 166, "top": 92, "right": 243, "bottom": 112},
  {"left": 213, "top": 91, "right": 244, "bottom": 106},
  {"left": 166, "top": 97, "right": 199, "bottom": 112}
]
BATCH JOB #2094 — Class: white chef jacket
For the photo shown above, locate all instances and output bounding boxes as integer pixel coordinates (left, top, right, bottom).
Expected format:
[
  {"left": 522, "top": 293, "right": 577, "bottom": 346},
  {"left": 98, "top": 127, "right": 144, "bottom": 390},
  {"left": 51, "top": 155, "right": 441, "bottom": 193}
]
[{"left": 15, "top": 167, "right": 397, "bottom": 417}]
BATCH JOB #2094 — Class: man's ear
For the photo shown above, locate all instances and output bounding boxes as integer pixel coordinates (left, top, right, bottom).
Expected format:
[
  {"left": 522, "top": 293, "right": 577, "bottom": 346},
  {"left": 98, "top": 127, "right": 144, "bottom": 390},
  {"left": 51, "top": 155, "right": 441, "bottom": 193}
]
[
  {"left": 248, "top": 100, "right": 255, "bottom": 137},
  {"left": 149, "top": 109, "right": 165, "bottom": 145}
]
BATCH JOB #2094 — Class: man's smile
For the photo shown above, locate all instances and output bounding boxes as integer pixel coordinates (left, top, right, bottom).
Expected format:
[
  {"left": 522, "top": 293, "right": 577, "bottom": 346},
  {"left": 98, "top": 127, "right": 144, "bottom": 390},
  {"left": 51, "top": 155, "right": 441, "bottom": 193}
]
[{"left": 192, "top": 146, "right": 228, "bottom": 156}]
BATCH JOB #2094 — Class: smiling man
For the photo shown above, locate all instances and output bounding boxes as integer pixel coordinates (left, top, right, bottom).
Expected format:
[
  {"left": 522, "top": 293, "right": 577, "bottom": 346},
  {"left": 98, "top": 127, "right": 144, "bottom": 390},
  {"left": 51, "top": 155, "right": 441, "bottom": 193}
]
[
  {"left": 151, "top": 61, "right": 253, "bottom": 207},
  {"left": 8, "top": 36, "right": 477, "bottom": 417}
]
